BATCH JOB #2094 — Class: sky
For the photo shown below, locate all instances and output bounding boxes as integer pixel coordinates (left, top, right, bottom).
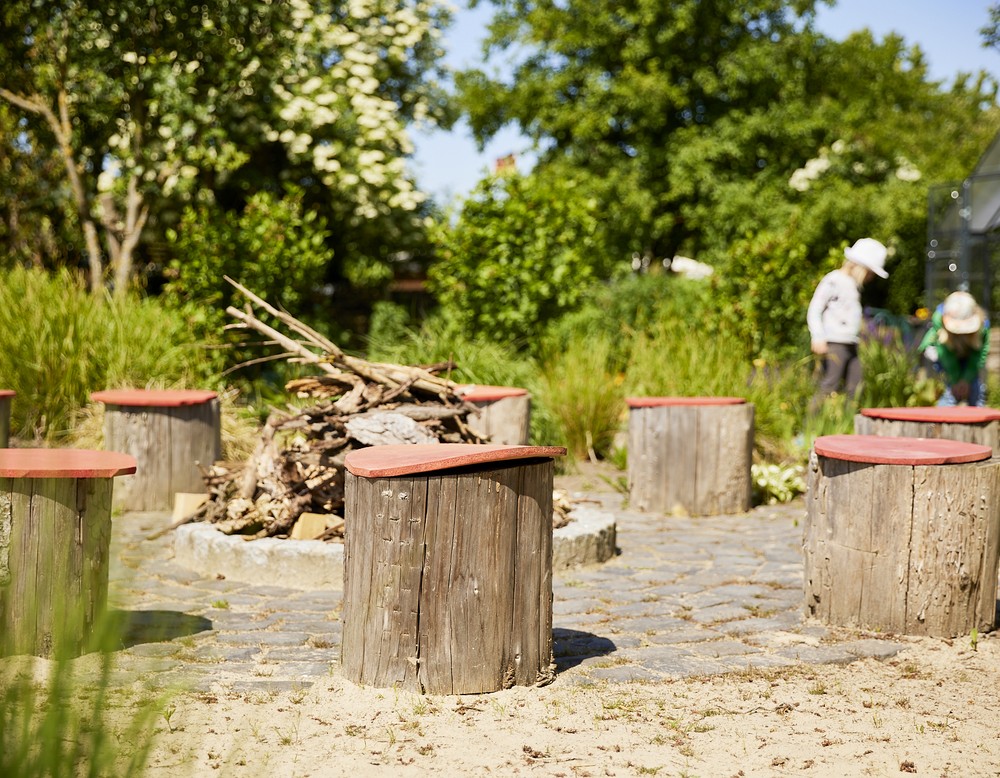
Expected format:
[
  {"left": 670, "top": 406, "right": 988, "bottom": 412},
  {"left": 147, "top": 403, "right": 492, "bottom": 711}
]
[{"left": 408, "top": 0, "right": 1000, "bottom": 203}]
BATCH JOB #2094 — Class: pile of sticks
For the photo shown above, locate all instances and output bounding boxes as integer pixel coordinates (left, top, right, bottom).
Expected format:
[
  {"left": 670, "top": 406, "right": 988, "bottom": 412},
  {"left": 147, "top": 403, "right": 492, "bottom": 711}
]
[{"left": 178, "top": 279, "right": 570, "bottom": 542}]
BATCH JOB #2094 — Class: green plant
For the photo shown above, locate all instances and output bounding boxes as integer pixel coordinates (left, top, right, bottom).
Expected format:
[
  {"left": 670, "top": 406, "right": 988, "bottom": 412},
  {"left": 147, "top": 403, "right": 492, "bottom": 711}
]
[
  {"left": 0, "top": 266, "right": 226, "bottom": 442},
  {"left": 428, "top": 170, "right": 612, "bottom": 346},
  {"left": 751, "top": 462, "right": 806, "bottom": 505},
  {"left": 538, "top": 334, "right": 624, "bottom": 460},
  {"left": 858, "top": 323, "right": 938, "bottom": 408},
  {"left": 0, "top": 609, "right": 167, "bottom": 777}
]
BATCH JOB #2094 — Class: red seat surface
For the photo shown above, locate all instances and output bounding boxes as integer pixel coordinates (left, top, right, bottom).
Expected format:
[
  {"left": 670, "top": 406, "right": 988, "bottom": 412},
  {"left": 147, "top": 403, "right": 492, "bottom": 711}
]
[
  {"left": 860, "top": 406, "right": 1000, "bottom": 424},
  {"left": 345, "top": 443, "right": 566, "bottom": 478},
  {"left": 626, "top": 396, "right": 746, "bottom": 408},
  {"left": 814, "top": 434, "right": 992, "bottom": 466},
  {"left": 456, "top": 385, "right": 529, "bottom": 402},
  {"left": 91, "top": 389, "right": 218, "bottom": 407},
  {"left": 0, "top": 448, "right": 137, "bottom": 478}
]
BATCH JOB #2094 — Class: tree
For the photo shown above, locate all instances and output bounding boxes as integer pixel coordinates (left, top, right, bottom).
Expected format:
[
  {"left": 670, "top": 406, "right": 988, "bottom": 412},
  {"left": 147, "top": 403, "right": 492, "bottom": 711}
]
[
  {"left": 0, "top": 0, "right": 452, "bottom": 297},
  {"left": 456, "top": 1, "right": 1000, "bottom": 354},
  {"left": 458, "top": 0, "right": 828, "bottom": 262},
  {"left": 428, "top": 169, "right": 612, "bottom": 344}
]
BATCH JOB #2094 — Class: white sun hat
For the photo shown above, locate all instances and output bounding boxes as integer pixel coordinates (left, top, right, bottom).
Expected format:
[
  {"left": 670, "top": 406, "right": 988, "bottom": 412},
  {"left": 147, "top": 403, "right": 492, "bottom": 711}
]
[
  {"left": 844, "top": 238, "right": 888, "bottom": 278},
  {"left": 941, "top": 291, "right": 983, "bottom": 335}
]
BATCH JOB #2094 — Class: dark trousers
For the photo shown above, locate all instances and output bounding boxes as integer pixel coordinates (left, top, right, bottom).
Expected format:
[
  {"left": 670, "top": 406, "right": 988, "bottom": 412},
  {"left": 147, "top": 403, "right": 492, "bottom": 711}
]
[{"left": 818, "top": 342, "right": 862, "bottom": 398}]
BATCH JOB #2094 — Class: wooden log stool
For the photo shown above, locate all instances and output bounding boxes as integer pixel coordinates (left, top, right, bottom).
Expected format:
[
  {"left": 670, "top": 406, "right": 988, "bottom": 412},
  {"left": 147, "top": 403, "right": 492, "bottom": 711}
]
[
  {"left": 456, "top": 385, "right": 531, "bottom": 445},
  {"left": 626, "top": 397, "right": 754, "bottom": 516},
  {"left": 805, "top": 434, "right": 1000, "bottom": 638},
  {"left": 0, "top": 390, "right": 13, "bottom": 448},
  {"left": 342, "top": 442, "right": 566, "bottom": 694},
  {"left": 855, "top": 406, "right": 1000, "bottom": 453},
  {"left": 0, "top": 448, "right": 136, "bottom": 657},
  {"left": 91, "top": 389, "right": 221, "bottom": 511}
]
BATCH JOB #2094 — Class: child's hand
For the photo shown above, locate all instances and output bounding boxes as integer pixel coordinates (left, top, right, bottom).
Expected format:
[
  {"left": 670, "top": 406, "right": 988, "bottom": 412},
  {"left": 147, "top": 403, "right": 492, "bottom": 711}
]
[{"left": 953, "top": 380, "right": 970, "bottom": 401}]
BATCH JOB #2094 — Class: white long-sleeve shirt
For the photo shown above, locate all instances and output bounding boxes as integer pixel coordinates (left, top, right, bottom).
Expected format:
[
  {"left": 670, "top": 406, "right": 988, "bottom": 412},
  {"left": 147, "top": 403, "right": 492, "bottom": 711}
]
[{"left": 807, "top": 269, "right": 862, "bottom": 345}]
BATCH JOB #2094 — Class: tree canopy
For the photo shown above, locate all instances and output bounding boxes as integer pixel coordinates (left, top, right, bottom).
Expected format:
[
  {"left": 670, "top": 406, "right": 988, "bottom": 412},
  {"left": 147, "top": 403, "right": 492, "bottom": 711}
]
[
  {"left": 450, "top": 0, "right": 1000, "bottom": 354},
  {"left": 0, "top": 0, "right": 452, "bottom": 300}
]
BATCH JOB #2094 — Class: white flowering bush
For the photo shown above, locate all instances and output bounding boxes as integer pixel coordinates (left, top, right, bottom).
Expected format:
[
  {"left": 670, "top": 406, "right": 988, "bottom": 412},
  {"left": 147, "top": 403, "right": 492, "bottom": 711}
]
[
  {"left": 0, "top": 0, "right": 451, "bottom": 293},
  {"left": 751, "top": 462, "right": 806, "bottom": 505}
]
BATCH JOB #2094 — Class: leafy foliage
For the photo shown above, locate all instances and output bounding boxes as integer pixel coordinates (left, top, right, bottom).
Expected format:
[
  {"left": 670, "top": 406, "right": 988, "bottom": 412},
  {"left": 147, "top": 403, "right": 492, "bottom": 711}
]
[
  {"left": 429, "top": 171, "right": 612, "bottom": 345},
  {"left": 0, "top": 266, "right": 223, "bottom": 441},
  {"left": 0, "top": 0, "right": 452, "bottom": 295},
  {"left": 455, "top": 0, "right": 1000, "bottom": 356},
  {"left": 164, "top": 187, "right": 334, "bottom": 327}
]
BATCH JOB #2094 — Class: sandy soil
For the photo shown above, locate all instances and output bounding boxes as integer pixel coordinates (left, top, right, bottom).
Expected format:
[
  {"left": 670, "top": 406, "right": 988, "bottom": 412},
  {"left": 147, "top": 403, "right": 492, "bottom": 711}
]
[{"left": 133, "top": 634, "right": 1000, "bottom": 777}]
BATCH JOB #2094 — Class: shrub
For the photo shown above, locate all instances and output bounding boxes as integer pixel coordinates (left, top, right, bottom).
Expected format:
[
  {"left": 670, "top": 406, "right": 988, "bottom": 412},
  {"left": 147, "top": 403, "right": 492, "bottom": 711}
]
[{"left": 0, "top": 267, "right": 225, "bottom": 441}]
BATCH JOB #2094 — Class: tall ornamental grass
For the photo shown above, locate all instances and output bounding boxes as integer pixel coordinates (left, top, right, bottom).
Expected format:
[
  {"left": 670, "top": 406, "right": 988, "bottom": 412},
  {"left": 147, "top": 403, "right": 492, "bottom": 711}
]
[
  {"left": 364, "top": 303, "right": 563, "bottom": 446},
  {"left": 537, "top": 333, "right": 625, "bottom": 461},
  {"left": 1, "top": 607, "right": 168, "bottom": 778},
  {"left": 0, "top": 267, "right": 225, "bottom": 441}
]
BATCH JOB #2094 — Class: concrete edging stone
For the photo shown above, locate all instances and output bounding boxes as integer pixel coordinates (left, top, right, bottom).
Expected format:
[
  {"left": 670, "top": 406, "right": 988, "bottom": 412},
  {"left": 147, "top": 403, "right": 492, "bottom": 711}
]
[{"left": 173, "top": 506, "right": 617, "bottom": 591}]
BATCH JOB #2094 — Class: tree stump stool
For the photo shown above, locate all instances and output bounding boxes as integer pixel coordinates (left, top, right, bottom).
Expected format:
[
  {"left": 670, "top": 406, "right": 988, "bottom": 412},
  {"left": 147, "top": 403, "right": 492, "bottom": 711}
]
[
  {"left": 0, "top": 448, "right": 136, "bottom": 657},
  {"left": 91, "top": 389, "right": 221, "bottom": 511},
  {"left": 855, "top": 406, "right": 1000, "bottom": 453},
  {"left": 0, "top": 390, "right": 13, "bottom": 448},
  {"left": 342, "top": 442, "right": 566, "bottom": 694},
  {"left": 456, "top": 385, "right": 531, "bottom": 445},
  {"left": 805, "top": 434, "right": 1000, "bottom": 638},
  {"left": 626, "top": 397, "right": 754, "bottom": 516}
]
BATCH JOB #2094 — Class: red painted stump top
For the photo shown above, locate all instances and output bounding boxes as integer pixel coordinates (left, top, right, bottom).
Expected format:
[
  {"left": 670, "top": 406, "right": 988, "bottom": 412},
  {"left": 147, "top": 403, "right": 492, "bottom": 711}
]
[
  {"left": 814, "top": 434, "right": 992, "bottom": 466},
  {"left": 456, "top": 384, "right": 529, "bottom": 402},
  {"left": 0, "top": 390, "right": 14, "bottom": 399},
  {"left": 91, "top": 389, "right": 218, "bottom": 407},
  {"left": 626, "top": 396, "right": 746, "bottom": 408},
  {"left": 345, "top": 443, "right": 567, "bottom": 478},
  {"left": 860, "top": 406, "right": 1000, "bottom": 424},
  {"left": 0, "top": 448, "right": 137, "bottom": 479}
]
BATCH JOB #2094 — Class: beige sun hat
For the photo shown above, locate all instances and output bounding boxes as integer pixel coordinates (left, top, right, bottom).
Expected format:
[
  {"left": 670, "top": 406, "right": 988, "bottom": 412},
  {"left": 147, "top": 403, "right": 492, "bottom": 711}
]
[
  {"left": 844, "top": 238, "right": 888, "bottom": 278},
  {"left": 941, "top": 291, "right": 983, "bottom": 335}
]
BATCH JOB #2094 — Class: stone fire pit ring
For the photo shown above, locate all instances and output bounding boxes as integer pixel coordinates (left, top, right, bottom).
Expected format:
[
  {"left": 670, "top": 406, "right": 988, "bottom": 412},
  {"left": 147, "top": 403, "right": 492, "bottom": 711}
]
[{"left": 173, "top": 506, "right": 617, "bottom": 591}]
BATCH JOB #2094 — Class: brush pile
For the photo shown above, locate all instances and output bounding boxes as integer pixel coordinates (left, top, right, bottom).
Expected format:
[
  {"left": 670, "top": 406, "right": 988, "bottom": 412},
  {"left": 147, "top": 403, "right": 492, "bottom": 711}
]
[{"left": 181, "top": 279, "right": 571, "bottom": 542}]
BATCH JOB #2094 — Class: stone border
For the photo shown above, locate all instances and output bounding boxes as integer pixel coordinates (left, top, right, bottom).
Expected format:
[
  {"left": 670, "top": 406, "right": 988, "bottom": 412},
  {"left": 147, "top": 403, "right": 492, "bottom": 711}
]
[{"left": 173, "top": 506, "right": 617, "bottom": 591}]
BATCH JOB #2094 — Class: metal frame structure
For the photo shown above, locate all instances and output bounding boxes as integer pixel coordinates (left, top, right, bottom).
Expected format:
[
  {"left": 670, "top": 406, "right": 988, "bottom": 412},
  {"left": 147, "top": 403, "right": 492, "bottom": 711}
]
[{"left": 926, "top": 132, "right": 1000, "bottom": 316}]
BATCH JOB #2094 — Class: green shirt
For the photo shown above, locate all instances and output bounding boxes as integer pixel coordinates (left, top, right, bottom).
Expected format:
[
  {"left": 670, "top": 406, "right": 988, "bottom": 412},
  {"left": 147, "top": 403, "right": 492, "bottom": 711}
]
[{"left": 918, "top": 307, "right": 990, "bottom": 384}]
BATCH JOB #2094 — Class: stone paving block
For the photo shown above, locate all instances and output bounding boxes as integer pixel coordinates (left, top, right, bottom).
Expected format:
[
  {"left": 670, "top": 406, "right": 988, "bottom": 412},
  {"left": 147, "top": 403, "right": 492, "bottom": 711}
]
[
  {"left": 611, "top": 601, "right": 666, "bottom": 618},
  {"left": 192, "top": 646, "right": 262, "bottom": 663},
  {"left": 689, "top": 604, "right": 755, "bottom": 625},
  {"left": 715, "top": 612, "right": 802, "bottom": 637},
  {"left": 555, "top": 612, "right": 612, "bottom": 629},
  {"left": 187, "top": 577, "right": 253, "bottom": 593},
  {"left": 552, "top": 597, "right": 606, "bottom": 615},
  {"left": 215, "top": 631, "right": 311, "bottom": 647},
  {"left": 645, "top": 627, "right": 725, "bottom": 645},
  {"left": 612, "top": 616, "right": 690, "bottom": 634},
  {"left": 585, "top": 664, "right": 662, "bottom": 683},
  {"left": 699, "top": 640, "right": 764, "bottom": 658},
  {"left": 262, "top": 647, "right": 339, "bottom": 663}
]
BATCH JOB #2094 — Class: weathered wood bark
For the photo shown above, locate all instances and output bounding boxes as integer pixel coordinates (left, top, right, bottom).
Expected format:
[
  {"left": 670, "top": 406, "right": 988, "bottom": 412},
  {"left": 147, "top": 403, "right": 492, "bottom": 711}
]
[
  {"left": 101, "top": 398, "right": 221, "bottom": 511},
  {"left": 854, "top": 414, "right": 1000, "bottom": 453},
  {"left": 466, "top": 394, "right": 531, "bottom": 445},
  {"left": 0, "top": 477, "right": 114, "bottom": 657},
  {"left": 342, "top": 459, "right": 556, "bottom": 694},
  {"left": 0, "top": 392, "right": 12, "bottom": 448},
  {"left": 627, "top": 402, "right": 754, "bottom": 516},
  {"left": 804, "top": 451, "right": 1000, "bottom": 637}
]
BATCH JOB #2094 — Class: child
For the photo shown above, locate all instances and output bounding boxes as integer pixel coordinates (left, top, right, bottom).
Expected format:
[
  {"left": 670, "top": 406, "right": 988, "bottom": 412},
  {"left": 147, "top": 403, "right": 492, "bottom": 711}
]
[
  {"left": 807, "top": 238, "right": 889, "bottom": 401},
  {"left": 919, "top": 291, "right": 990, "bottom": 407}
]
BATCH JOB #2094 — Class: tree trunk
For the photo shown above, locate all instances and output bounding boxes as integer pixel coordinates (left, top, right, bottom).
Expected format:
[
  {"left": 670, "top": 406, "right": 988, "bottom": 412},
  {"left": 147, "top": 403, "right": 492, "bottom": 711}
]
[
  {"left": 804, "top": 450, "right": 1000, "bottom": 637},
  {"left": 342, "top": 456, "right": 557, "bottom": 694}
]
